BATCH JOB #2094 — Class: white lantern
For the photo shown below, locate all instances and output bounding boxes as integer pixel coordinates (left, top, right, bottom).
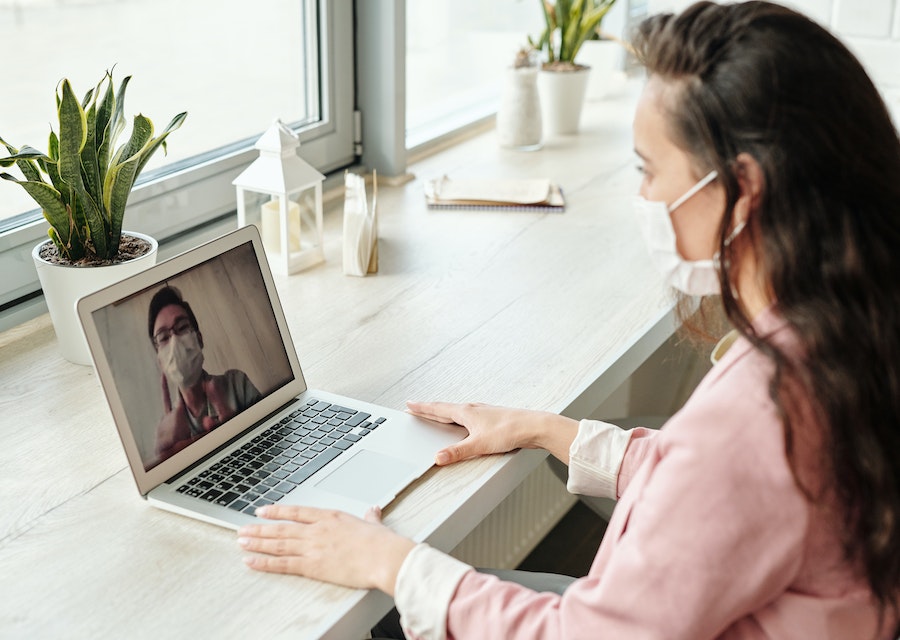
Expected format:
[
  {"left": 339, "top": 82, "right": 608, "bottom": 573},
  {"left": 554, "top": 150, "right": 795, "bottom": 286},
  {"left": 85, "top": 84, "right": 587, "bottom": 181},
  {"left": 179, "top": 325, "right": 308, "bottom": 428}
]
[{"left": 233, "top": 119, "right": 326, "bottom": 275}]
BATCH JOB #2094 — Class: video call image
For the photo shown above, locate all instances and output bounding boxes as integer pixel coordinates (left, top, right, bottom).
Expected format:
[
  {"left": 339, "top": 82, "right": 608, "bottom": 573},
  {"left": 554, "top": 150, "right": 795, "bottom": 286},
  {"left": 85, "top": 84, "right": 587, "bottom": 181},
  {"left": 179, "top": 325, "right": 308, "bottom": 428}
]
[{"left": 91, "top": 242, "right": 293, "bottom": 471}]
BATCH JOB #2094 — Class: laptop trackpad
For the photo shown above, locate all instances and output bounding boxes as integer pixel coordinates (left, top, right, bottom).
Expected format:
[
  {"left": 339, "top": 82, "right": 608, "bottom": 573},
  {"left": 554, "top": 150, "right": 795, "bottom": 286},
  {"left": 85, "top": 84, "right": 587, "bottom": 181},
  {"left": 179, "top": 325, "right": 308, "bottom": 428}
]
[{"left": 314, "top": 449, "right": 415, "bottom": 505}]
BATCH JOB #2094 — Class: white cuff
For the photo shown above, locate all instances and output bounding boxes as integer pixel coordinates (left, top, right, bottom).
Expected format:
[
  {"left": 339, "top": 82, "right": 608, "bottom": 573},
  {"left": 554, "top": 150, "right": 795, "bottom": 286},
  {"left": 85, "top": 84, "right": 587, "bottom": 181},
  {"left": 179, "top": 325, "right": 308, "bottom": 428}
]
[
  {"left": 567, "top": 419, "right": 632, "bottom": 498},
  {"left": 395, "top": 543, "right": 472, "bottom": 640}
]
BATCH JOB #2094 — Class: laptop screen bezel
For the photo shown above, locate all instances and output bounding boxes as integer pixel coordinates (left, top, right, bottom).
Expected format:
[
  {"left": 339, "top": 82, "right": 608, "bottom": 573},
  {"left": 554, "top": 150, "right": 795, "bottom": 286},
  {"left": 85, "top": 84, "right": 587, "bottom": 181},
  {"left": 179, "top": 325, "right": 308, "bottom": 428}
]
[{"left": 77, "top": 226, "right": 308, "bottom": 496}]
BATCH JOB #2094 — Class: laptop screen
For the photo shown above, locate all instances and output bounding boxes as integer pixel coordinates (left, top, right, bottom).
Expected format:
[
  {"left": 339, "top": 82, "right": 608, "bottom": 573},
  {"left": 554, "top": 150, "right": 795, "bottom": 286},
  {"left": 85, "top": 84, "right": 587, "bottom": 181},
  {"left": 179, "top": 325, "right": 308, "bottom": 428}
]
[{"left": 89, "top": 240, "right": 294, "bottom": 472}]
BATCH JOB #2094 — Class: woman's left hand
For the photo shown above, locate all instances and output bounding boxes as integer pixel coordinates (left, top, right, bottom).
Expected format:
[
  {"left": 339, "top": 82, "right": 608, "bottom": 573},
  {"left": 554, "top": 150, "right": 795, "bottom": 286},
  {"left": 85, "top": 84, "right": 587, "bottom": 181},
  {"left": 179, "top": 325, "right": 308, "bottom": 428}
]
[{"left": 238, "top": 504, "right": 415, "bottom": 595}]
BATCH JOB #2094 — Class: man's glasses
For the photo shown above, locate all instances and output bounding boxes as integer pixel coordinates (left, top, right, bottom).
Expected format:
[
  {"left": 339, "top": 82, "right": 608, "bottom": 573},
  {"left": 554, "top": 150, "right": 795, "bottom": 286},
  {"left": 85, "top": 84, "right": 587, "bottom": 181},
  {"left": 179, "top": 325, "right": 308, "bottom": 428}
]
[{"left": 153, "top": 318, "right": 194, "bottom": 348}]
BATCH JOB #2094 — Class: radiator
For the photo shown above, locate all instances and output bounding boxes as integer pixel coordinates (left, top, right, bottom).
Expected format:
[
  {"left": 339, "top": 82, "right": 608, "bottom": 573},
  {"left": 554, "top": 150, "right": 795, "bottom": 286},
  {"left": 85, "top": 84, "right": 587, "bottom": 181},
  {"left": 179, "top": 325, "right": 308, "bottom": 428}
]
[{"left": 449, "top": 461, "right": 577, "bottom": 569}]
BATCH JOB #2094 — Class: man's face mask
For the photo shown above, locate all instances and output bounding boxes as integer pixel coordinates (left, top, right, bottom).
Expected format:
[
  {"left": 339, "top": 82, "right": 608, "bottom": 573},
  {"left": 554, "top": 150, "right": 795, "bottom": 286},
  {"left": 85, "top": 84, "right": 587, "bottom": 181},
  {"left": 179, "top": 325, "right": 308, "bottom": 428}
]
[
  {"left": 157, "top": 330, "right": 204, "bottom": 389},
  {"left": 633, "top": 170, "right": 743, "bottom": 297}
]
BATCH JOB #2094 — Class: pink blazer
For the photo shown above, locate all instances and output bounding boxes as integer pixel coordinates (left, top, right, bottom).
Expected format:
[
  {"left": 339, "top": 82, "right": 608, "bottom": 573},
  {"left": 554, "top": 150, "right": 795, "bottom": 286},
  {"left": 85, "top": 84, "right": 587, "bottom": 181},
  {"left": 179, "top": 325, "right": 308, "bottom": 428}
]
[{"left": 393, "top": 309, "right": 893, "bottom": 640}]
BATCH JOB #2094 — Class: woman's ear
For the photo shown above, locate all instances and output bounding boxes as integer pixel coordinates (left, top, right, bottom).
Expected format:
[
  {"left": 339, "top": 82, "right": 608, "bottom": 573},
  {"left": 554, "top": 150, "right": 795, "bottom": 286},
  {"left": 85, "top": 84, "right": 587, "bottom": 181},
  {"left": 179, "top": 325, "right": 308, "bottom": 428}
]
[{"left": 733, "top": 152, "right": 764, "bottom": 227}]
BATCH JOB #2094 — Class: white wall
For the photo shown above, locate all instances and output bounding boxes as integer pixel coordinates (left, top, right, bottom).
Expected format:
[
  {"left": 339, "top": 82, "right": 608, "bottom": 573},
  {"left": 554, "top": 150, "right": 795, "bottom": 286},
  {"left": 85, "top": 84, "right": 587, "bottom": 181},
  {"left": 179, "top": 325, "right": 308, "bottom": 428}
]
[{"left": 645, "top": 0, "right": 900, "bottom": 125}]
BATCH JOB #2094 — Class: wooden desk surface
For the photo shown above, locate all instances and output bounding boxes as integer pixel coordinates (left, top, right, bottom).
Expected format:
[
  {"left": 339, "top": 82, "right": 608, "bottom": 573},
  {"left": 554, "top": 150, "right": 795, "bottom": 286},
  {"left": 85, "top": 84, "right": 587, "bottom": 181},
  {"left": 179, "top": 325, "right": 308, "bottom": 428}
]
[{"left": 0, "top": 84, "right": 675, "bottom": 639}]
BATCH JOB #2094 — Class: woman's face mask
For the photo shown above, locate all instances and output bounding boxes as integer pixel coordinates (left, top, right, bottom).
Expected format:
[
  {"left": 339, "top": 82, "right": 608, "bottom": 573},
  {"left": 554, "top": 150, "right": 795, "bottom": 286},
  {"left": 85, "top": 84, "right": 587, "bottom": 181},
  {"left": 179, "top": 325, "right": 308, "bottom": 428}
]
[
  {"left": 633, "top": 170, "right": 743, "bottom": 296},
  {"left": 157, "top": 330, "right": 204, "bottom": 389}
]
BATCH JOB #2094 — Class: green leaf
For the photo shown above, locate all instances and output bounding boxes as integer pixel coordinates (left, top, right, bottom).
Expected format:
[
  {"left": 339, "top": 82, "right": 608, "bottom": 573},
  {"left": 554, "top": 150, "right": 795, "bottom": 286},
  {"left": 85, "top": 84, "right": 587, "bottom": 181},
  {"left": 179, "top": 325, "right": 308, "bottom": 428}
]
[
  {"left": 103, "top": 110, "right": 185, "bottom": 246},
  {"left": 533, "top": 0, "right": 556, "bottom": 62},
  {"left": 0, "top": 142, "right": 49, "bottom": 162},
  {"left": 17, "top": 156, "right": 43, "bottom": 184},
  {"left": 57, "top": 80, "right": 88, "bottom": 191},
  {"left": 113, "top": 113, "right": 153, "bottom": 167},
  {"left": 107, "top": 75, "right": 132, "bottom": 161},
  {"left": 0, "top": 140, "right": 48, "bottom": 187},
  {"left": 81, "top": 86, "right": 95, "bottom": 110},
  {"left": 58, "top": 78, "right": 108, "bottom": 258},
  {"left": 42, "top": 157, "right": 65, "bottom": 195},
  {"left": 95, "top": 72, "right": 117, "bottom": 184},
  {"left": 69, "top": 191, "right": 89, "bottom": 258},
  {"left": 57, "top": 80, "right": 87, "bottom": 163},
  {"left": 538, "top": 0, "right": 615, "bottom": 63},
  {"left": 46, "top": 226, "right": 84, "bottom": 262},
  {"left": 82, "top": 100, "right": 103, "bottom": 217},
  {"left": 558, "top": 0, "right": 574, "bottom": 47},
  {"left": 568, "top": 1, "right": 613, "bottom": 60},
  {"left": 104, "top": 116, "right": 153, "bottom": 244},
  {"left": 0, "top": 173, "right": 77, "bottom": 257},
  {"left": 103, "top": 153, "right": 141, "bottom": 249},
  {"left": 561, "top": 0, "right": 585, "bottom": 61},
  {"left": 43, "top": 134, "right": 65, "bottom": 194},
  {"left": 132, "top": 111, "right": 187, "bottom": 180},
  {"left": 48, "top": 130, "right": 59, "bottom": 162},
  {"left": 0, "top": 135, "right": 20, "bottom": 163}
]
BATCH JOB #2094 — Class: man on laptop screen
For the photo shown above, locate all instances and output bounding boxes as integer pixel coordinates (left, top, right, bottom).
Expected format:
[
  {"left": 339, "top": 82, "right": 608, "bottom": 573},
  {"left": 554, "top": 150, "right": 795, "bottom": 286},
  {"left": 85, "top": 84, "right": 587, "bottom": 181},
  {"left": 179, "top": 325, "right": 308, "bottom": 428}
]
[
  {"left": 90, "top": 241, "right": 291, "bottom": 472},
  {"left": 149, "top": 285, "right": 265, "bottom": 464}
]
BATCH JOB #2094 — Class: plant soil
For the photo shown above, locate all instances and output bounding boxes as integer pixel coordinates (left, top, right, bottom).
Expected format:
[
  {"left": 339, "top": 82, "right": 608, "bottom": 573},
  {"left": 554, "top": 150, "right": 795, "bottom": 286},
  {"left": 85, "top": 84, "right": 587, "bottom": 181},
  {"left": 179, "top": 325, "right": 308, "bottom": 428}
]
[
  {"left": 38, "top": 234, "right": 152, "bottom": 267},
  {"left": 542, "top": 61, "right": 589, "bottom": 72}
]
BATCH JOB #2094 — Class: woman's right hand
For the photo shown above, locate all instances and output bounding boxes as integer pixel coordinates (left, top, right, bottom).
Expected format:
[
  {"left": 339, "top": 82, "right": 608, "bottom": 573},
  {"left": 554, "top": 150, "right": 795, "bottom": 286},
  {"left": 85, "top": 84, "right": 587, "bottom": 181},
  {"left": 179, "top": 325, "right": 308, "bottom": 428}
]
[{"left": 406, "top": 401, "right": 579, "bottom": 466}]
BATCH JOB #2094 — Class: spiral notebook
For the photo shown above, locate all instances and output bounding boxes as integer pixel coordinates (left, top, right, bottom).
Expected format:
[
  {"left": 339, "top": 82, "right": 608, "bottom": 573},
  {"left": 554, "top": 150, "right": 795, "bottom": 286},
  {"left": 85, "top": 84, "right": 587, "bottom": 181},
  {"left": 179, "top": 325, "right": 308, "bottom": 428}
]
[{"left": 424, "top": 176, "right": 565, "bottom": 212}]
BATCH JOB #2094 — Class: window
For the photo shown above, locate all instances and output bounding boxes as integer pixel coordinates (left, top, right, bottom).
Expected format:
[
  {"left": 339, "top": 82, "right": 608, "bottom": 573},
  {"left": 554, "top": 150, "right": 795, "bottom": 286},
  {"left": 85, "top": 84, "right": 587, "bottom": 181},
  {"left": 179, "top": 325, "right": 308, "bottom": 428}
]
[
  {"left": 405, "top": 0, "right": 543, "bottom": 148},
  {"left": 0, "top": 0, "right": 354, "bottom": 327},
  {"left": 403, "top": 0, "right": 633, "bottom": 149}
]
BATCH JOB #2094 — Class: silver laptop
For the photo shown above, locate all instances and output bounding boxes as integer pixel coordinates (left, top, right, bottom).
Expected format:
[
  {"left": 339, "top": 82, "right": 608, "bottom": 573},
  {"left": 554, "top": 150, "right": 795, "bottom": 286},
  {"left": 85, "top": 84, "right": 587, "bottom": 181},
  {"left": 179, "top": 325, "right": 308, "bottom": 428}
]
[{"left": 77, "top": 225, "right": 463, "bottom": 529}]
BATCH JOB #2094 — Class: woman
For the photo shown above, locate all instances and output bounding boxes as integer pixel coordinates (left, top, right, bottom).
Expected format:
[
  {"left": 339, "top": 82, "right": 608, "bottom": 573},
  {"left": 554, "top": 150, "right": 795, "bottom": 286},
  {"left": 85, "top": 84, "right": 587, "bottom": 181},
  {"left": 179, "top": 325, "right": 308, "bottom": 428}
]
[{"left": 236, "top": 2, "right": 900, "bottom": 638}]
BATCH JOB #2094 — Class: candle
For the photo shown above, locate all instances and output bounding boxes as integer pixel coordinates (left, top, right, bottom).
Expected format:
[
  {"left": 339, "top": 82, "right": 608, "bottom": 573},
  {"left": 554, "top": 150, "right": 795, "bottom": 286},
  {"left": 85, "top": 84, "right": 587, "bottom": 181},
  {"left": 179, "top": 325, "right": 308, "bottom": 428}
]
[{"left": 260, "top": 198, "right": 301, "bottom": 254}]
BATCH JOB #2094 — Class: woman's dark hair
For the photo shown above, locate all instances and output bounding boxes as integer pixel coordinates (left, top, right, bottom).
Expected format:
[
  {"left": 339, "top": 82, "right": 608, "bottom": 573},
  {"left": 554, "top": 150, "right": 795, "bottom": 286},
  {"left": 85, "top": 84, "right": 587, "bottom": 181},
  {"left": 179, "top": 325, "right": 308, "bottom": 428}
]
[
  {"left": 147, "top": 285, "right": 200, "bottom": 345},
  {"left": 633, "top": 0, "right": 900, "bottom": 630}
]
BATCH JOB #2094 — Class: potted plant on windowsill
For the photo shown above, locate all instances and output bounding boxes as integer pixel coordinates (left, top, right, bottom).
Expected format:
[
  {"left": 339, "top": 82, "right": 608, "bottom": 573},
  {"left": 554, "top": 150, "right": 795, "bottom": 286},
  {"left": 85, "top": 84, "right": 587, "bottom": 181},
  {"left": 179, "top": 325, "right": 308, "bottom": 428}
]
[
  {"left": 0, "top": 70, "right": 187, "bottom": 365},
  {"left": 529, "top": 0, "right": 617, "bottom": 135}
]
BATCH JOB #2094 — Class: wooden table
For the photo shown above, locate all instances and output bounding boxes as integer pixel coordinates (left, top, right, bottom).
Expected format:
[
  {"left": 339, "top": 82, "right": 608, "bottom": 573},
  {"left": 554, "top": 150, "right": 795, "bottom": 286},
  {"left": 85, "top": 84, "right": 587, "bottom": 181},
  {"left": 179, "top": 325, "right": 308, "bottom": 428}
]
[{"left": 0, "top": 83, "right": 677, "bottom": 639}]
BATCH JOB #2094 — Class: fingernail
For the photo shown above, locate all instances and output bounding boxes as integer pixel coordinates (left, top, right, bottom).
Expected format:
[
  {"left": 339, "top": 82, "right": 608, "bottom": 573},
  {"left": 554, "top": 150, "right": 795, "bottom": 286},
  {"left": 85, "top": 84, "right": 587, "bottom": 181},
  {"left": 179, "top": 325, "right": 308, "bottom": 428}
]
[
  {"left": 237, "top": 537, "right": 250, "bottom": 547},
  {"left": 255, "top": 506, "right": 269, "bottom": 517},
  {"left": 365, "top": 505, "right": 382, "bottom": 520},
  {"left": 435, "top": 451, "right": 449, "bottom": 465}
]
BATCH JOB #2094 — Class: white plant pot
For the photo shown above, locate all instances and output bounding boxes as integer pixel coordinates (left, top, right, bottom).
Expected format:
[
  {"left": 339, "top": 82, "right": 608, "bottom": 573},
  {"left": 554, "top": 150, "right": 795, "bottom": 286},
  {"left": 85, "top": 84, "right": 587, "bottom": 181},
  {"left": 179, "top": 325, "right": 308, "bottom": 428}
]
[
  {"left": 32, "top": 231, "right": 159, "bottom": 366},
  {"left": 577, "top": 39, "right": 623, "bottom": 101},
  {"left": 537, "top": 67, "right": 591, "bottom": 136}
]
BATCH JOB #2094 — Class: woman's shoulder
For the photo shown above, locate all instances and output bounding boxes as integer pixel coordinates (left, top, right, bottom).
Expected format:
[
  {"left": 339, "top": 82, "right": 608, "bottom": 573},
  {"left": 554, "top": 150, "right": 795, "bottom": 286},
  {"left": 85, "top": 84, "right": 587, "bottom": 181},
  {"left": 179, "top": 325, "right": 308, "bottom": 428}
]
[
  {"left": 689, "top": 308, "right": 798, "bottom": 414},
  {"left": 659, "top": 325, "right": 802, "bottom": 483}
]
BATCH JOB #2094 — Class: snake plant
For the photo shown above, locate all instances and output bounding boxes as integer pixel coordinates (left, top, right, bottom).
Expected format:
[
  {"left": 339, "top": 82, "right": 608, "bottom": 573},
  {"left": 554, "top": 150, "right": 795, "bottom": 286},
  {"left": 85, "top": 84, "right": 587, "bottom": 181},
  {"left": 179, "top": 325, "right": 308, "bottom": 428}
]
[
  {"left": 530, "top": 0, "right": 618, "bottom": 67},
  {"left": 0, "top": 71, "right": 187, "bottom": 262}
]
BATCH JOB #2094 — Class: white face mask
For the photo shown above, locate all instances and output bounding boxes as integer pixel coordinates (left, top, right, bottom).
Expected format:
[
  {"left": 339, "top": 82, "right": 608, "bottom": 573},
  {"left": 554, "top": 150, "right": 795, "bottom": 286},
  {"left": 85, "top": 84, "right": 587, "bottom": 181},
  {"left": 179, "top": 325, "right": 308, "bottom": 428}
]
[
  {"left": 633, "top": 170, "right": 743, "bottom": 296},
  {"left": 157, "top": 330, "right": 204, "bottom": 389}
]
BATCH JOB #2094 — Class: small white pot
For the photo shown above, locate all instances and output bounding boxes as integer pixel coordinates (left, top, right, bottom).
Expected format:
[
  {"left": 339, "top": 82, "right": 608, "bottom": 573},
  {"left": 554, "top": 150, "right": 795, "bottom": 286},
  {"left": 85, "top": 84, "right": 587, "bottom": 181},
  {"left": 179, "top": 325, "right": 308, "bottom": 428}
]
[
  {"left": 32, "top": 231, "right": 159, "bottom": 366},
  {"left": 537, "top": 67, "right": 591, "bottom": 136}
]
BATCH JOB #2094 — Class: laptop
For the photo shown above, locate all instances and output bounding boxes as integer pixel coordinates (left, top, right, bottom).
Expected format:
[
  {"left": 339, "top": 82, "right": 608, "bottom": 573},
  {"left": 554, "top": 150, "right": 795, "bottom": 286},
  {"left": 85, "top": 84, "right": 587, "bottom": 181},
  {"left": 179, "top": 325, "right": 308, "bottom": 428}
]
[{"left": 77, "top": 225, "right": 464, "bottom": 530}]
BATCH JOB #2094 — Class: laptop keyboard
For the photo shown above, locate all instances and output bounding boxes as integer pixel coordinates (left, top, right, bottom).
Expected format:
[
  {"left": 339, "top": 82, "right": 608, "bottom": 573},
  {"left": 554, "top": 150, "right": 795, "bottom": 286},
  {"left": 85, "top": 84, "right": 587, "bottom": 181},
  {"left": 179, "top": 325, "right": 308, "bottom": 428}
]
[{"left": 174, "top": 398, "right": 386, "bottom": 515}]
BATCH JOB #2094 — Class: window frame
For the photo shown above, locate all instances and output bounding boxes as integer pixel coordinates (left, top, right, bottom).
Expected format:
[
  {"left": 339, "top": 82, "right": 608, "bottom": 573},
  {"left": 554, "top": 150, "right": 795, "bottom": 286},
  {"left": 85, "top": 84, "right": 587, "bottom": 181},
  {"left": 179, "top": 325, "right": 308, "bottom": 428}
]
[{"left": 0, "top": 0, "right": 355, "bottom": 330}]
